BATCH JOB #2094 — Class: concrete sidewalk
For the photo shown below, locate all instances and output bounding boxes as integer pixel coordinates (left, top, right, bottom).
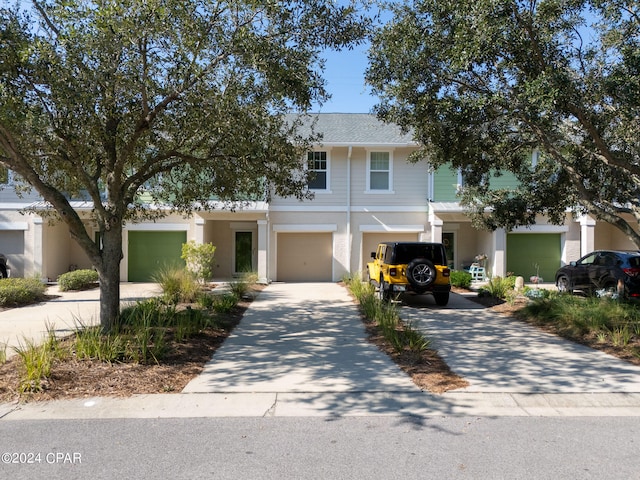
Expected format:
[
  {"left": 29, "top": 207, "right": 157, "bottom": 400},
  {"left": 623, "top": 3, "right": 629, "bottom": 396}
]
[{"left": 2, "top": 282, "right": 640, "bottom": 419}]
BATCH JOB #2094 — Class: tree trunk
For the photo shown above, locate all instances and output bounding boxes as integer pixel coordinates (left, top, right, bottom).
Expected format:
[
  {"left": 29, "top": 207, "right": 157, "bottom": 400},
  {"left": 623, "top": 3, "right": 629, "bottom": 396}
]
[{"left": 98, "top": 225, "right": 124, "bottom": 331}]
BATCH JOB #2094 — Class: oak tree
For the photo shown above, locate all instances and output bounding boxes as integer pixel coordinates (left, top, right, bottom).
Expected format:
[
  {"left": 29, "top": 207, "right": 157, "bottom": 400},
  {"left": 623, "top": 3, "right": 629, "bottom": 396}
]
[
  {"left": 0, "top": 0, "right": 369, "bottom": 329},
  {"left": 367, "top": 0, "right": 640, "bottom": 244}
]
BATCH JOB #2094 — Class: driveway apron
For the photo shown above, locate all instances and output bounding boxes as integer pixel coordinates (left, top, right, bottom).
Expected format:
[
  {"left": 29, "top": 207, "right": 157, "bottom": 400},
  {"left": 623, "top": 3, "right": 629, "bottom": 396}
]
[
  {"left": 183, "top": 283, "right": 417, "bottom": 393},
  {"left": 402, "top": 293, "right": 640, "bottom": 393}
]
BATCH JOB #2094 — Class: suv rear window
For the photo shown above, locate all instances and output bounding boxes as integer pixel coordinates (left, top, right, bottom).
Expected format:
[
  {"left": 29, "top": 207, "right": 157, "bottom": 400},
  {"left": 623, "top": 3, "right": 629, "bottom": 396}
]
[
  {"left": 388, "top": 244, "right": 446, "bottom": 265},
  {"left": 625, "top": 255, "right": 640, "bottom": 268}
]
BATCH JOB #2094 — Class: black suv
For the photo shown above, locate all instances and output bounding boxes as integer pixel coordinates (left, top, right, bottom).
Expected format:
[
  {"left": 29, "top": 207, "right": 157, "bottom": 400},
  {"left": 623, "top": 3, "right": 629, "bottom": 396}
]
[{"left": 555, "top": 250, "right": 640, "bottom": 298}]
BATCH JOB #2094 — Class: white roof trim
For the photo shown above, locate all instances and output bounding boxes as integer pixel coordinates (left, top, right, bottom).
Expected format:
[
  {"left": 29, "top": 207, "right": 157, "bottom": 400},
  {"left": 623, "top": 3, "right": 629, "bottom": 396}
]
[
  {"left": 125, "top": 223, "right": 189, "bottom": 231},
  {"left": 360, "top": 224, "right": 425, "bottom": 233},
  {"left": 0, "top": 222, "right": 28, "bottom": 231},
  {"left": 272, "top": 224, "right": 337, "bottom": 233}
]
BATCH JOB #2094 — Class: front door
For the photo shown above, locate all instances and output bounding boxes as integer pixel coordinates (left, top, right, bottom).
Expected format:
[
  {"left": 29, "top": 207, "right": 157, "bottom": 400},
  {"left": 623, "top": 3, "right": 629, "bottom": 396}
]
[
  {"left": 235, "top": 231, "right": 253, "bottom": 274},
  {"left": 442, "top": 232, "right": 455, "bottom": 269}
]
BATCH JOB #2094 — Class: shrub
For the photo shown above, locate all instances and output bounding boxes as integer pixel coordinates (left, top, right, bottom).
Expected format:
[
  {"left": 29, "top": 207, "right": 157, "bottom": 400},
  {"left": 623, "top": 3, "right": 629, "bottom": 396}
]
[
  {"left": 181, "top": 241, "right": 217, "bottom": 283},
  {"left": 450, "top": 270, "right": 472, "bottom": 289},
  {"left": 0, "top": 277, "right": 47, "bottom": 306},
  {"left": 523, "top": 287, "right": 553, "bottom": 300},
  {"left": 58, "top": 269, "right": 99, "bottom": 291}
]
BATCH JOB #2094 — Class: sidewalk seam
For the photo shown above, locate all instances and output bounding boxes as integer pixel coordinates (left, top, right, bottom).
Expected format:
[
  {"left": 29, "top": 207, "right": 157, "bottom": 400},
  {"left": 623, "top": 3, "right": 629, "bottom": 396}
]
[{"left": 263, "top": 393, "right": 278, "bottom": 417}]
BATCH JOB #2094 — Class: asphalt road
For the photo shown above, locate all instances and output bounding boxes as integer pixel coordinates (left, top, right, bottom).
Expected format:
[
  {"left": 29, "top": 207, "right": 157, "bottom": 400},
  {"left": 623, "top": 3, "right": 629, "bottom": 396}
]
[{"left": 1, "top": 416, "right": 639, "bottom": 479}]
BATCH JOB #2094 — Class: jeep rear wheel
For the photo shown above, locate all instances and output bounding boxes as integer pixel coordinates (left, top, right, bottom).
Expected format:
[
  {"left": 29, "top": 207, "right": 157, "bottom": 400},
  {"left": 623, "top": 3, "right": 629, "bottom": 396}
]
[{"left": 406, "top": 258, "right": 436, "bottom": 288}]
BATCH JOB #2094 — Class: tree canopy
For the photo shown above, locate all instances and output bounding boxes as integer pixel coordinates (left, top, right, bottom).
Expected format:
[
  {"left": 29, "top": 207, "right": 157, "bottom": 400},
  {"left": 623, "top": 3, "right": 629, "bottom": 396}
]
[
  {"left": 0, "top": 0, "right": 370, "bottom": 329},
  {"left": 366, "top": 0, "right": 640, "bottom": 245}
]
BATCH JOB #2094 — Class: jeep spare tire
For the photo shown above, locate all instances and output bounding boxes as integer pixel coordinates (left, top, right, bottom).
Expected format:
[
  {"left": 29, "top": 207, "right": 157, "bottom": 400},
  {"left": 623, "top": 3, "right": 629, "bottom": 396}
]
[{"left": 406, "top": 258, "right": 436, "bottom": 288}]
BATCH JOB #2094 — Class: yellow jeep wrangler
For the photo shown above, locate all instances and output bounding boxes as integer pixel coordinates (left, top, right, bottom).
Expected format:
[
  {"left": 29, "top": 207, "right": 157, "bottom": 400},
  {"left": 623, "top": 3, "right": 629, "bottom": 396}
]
[{"left": 366, "top": 242, "right": 451, "bottom": 306}]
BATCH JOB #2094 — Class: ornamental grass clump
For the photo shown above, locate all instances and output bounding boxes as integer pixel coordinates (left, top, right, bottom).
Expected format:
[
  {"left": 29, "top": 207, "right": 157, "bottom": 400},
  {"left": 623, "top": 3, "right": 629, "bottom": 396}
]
[
  {"left": 152, "top": 264, "right": 200, "bottom": 304},
  {"left": 478, "top": 276, "right": 513, "bottom": 300},
  {"left": 13, "top": 327, "right": 60, "bottom": 393},
  {"left": 73, "top": 323, "right": 125, "bottom": 363},
  {"left": 229, "top": 271, "right": 259, "bottom": 299},
  {"left": 521, "top": 294, "right": 640, "bottom": 345}
]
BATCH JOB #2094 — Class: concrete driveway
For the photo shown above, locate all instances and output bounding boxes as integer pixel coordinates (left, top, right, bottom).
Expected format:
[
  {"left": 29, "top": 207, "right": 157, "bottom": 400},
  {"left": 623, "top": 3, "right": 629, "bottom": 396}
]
[
  {"left": 183, "top": 282, "right": 417, "bottom": 394},
  {"left": 401, "top": 292, "right": 640, "bottom": 394}
]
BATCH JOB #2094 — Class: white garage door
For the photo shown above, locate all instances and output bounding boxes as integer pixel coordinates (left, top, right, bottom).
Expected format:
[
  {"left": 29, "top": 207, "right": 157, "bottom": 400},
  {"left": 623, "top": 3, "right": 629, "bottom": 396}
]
[
  {"left": 0, "top": 231, "right": 25, "bottom": 277},
  {"left": 277, "top": 232, "right": 333, "bottom": 282}
]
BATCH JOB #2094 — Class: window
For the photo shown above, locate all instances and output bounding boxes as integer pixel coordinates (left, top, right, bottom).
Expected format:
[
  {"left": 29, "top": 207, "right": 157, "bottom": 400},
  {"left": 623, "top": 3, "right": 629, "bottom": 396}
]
[
  {"left": 367, "top": 151, "right": 392, "bottom": 192},
  {"left": 307, "top": 151, "right": 328, "bottom": 190}
]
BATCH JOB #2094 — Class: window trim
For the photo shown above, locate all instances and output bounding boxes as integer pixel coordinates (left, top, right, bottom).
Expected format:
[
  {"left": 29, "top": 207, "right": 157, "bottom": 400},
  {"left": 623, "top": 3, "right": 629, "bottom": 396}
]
[
  {"left": 365, "top": 149, "right": 394, "bottom": 193},
  {"left": 307, "top": 150, "right": 331, "bottom": 193}
]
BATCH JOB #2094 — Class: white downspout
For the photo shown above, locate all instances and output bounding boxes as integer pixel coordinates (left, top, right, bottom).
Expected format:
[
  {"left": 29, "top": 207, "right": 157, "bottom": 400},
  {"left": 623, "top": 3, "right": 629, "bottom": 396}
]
[{"left": 347, "top": 145, "right": 352, "bottom": 275}]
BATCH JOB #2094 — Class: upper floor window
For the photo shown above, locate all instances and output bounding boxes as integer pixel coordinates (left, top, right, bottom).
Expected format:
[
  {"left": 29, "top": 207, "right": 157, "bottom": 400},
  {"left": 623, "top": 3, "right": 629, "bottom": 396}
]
[
  {"left": 367, "top": 151, "right": 392, "bottom": 192},
  {"left": 307, "top": 151, "right": 329, "bottom": 191}
]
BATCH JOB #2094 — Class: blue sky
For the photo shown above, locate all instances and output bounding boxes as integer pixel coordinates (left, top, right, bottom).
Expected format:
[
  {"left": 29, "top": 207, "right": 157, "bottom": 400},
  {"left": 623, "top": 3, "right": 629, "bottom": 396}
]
[{"left": 313, "top": 42, "right": 378, "bottom": 113}]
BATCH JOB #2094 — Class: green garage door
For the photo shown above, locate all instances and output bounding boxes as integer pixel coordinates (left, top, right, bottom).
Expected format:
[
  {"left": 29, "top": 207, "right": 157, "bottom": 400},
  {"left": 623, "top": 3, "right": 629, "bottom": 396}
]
[
  {"left": 128, "top": 231, "right": 186, "bottom": 282},
  {"left": 507, "top": 234, "right": 560, "bottom": 282}
]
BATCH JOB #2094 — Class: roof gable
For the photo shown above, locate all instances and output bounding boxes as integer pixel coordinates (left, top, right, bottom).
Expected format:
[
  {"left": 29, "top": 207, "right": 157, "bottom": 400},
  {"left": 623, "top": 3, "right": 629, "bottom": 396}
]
[{"left": 287, "top": 113, "right": 416, "bottom": 146}]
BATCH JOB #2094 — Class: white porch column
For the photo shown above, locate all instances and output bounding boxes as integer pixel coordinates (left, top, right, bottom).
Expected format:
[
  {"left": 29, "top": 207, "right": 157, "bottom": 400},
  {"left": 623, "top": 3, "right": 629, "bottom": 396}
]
[
  {"left": 33, "top": 216, "right": 44, "bottom": 279},
  {"left": 429, "top": 212, "right": 443, "bottom": 243},
  {"left": 257, "top": 219, "right": 268, "bottom": 284},
  {"left": 492, "top": 228, "right": 507, "bottom": 277},
  {"left": 579, "top": 215, "right": 596, "bottom": 257},
  {"left": 194, "top": 217, "right": 205, "bottom": 243}
]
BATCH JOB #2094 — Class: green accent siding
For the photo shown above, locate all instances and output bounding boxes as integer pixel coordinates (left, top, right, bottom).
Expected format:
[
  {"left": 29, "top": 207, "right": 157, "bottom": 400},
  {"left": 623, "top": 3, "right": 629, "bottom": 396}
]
[
  {"left": 128, "top": 231, "right": 186, "bottom": 282},
  {"left": 489, "top": 170, "right": 520, "bottom": 190},
  {"left": 506, "top": 234, "right": 560, "bottom": 281},
  {"left": 432, "top": 166, "right": 459, "bottom": 202}
]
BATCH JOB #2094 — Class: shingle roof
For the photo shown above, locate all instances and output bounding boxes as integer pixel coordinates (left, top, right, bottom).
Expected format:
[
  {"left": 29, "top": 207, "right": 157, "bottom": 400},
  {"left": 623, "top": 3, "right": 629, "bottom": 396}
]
[{"left": 287, "top": 113, "right": 416, "bottom": 146}]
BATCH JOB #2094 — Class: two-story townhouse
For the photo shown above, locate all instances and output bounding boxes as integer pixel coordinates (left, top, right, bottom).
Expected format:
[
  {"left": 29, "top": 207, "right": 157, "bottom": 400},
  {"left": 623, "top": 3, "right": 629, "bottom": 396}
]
[
  {"left": 268, "top": 113, "right": 429, "bottom": 282},
  {"left": 3, "top": 113, "right": 638, "bottom": 283},
  {"left": 427, "top": 160, "right": 639, "bottom": 282},
  {"left": 0, "top": 114, "right": 430, "bottom": 283}
]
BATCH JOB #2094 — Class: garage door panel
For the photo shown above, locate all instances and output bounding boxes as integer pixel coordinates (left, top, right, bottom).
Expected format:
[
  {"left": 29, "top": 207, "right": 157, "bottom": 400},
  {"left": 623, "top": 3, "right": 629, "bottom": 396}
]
[
  {"left": 0, "top": 231, "right": 25, "bottom": 277},
  {"left": 507, "top": 234, "right": 560, "bottom": 281},
  {"left": 128, "top": 231, "right": 186, "bottom": 282},
  {"left": 277, "top": 233, "right": 332, "bottom": 282}
]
